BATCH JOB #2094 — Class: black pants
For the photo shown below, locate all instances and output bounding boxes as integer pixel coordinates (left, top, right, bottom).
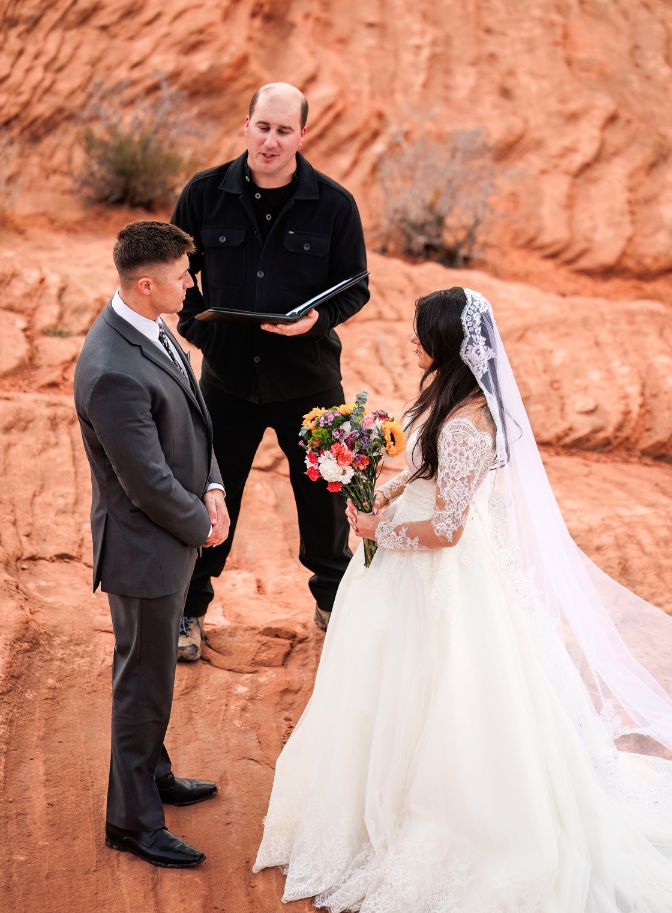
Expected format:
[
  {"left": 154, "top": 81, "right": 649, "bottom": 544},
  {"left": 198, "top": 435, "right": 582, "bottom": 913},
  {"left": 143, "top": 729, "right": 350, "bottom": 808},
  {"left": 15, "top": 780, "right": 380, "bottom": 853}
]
[
  {"left": 184, "top": 384, "right": 352, "bottom": 618},
  {"left": 106, "top": 584, "right": 188, "bottom": 831}
]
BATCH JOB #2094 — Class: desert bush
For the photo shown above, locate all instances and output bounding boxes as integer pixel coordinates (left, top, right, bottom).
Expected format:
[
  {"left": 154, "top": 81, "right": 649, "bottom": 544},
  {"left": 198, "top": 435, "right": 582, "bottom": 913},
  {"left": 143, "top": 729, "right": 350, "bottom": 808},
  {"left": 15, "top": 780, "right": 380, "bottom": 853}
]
[
  {"left": 377, "top": 129, "right": 496, "bottom": 267},
  {"left": 76, "top": 78, "right": 201, "bottom": 210}
]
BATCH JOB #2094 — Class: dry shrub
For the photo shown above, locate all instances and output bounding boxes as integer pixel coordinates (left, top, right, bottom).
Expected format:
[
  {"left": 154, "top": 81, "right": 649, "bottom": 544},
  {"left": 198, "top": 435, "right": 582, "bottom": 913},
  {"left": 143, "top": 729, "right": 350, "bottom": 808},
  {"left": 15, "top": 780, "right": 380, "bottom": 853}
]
[
  {"left": 76, "top": 78, "right": 202, "bottom": 210},
  {"left": 377, "top": 130, "right": 496, "bottom": 267}
]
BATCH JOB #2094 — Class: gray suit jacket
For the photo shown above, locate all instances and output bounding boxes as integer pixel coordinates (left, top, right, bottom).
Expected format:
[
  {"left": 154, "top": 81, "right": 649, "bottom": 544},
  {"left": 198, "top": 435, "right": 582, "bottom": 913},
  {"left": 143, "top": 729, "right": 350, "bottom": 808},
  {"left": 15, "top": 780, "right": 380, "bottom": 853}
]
[{"left": 74, "top": 302, "right": 223, "bottom": 598}]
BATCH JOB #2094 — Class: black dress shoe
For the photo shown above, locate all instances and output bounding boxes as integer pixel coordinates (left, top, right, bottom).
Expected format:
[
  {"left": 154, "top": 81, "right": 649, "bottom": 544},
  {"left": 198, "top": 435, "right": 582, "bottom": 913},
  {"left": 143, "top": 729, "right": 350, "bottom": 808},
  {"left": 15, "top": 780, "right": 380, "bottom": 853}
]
[
  {"left": 156, "top": 772, "right": 218, "bottom": 806},
  {"left": 105, "top": 823, "right": 205, "bottom": 867}
]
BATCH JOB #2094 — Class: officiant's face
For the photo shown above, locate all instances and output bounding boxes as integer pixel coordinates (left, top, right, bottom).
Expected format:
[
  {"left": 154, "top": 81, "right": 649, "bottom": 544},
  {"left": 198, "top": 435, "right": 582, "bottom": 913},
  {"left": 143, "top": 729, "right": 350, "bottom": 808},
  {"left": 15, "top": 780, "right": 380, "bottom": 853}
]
[{"left": 245, "top": 91, "right": 306, "bottom": 181}]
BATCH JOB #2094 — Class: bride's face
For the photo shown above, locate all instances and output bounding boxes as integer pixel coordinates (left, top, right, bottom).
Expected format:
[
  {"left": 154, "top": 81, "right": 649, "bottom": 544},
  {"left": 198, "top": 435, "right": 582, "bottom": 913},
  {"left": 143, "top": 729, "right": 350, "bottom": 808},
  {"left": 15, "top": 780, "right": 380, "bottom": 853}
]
[{"left": 411, "top": 332, "right": 432, "bottom": 370}]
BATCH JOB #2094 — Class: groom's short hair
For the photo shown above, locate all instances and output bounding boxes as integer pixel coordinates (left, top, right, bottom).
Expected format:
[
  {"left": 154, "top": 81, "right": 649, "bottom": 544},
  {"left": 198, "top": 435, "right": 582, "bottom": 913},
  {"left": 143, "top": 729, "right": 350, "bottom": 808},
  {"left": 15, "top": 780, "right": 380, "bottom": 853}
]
[{"left": 113, "top": 221, "right": 195, "bottom": 282}]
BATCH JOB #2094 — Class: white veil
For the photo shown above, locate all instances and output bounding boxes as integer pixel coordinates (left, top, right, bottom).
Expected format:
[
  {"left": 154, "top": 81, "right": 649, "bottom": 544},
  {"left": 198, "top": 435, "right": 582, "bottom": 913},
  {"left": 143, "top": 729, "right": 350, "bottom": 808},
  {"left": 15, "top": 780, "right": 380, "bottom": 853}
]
[{"left": 461, "top": 289, "right": 672, "bottom": 756}]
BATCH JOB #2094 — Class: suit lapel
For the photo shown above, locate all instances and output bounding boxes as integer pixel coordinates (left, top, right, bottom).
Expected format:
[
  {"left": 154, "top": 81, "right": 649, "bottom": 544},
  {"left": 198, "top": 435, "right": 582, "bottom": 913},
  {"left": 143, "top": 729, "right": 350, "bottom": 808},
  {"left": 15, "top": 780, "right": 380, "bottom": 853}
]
[
  {"left": 103, "top": 304, "right": 205, "bottom": 418},
  {"left": 160, "top": 322, "right": 214, "bottom": 448}
]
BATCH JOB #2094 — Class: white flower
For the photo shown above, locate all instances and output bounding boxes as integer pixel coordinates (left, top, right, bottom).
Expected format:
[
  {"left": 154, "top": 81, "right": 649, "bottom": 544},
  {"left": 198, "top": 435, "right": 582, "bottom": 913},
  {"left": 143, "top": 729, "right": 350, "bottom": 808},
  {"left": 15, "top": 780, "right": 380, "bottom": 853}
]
[
  {"left": 340, "top": 421, "right": 352, "bottom": 433},
  {"left": 318, "top": 452, "right": 355, "bottom": 484}
]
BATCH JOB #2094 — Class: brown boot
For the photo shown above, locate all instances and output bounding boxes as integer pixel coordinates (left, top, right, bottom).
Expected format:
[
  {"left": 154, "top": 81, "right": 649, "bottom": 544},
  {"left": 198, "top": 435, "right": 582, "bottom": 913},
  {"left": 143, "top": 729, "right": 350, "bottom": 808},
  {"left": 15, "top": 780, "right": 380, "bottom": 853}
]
[
  {"left": 177, "top": 616, "right": 204, "bottom": 661},
  {"left": 314, "top": 604, "right": 331, "bottom": 632}
]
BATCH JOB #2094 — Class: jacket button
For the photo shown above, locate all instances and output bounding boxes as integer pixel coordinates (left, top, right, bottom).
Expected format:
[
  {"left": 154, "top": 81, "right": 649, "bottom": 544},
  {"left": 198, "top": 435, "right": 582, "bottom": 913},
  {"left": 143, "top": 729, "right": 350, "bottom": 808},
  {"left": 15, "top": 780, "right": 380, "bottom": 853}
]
[
  {"left": 253, "top": 356, "right": 260, "bottom": 363},
  {"left": 303, "top": 242, "right": 311, "bottom": 250},
  {"left": 257, "top": 270, "right": 264, "bottom": 278},
  {"left": 219, "top": 235, "right": 226, "bottom": 243}
]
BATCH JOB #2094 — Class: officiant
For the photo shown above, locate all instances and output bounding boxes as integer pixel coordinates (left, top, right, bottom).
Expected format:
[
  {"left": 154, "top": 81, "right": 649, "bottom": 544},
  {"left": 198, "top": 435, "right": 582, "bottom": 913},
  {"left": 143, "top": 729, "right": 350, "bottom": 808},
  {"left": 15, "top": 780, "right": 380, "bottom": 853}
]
[{"left": 172, "top": 82, "right": 369, "bottom": 657}]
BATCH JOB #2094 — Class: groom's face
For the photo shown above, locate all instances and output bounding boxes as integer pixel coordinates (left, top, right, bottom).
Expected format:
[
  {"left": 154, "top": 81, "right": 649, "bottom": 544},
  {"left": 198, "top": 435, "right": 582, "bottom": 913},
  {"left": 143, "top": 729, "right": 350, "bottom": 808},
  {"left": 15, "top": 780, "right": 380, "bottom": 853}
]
[{"left": 137, "top": 255, "right": 194, "bottom": 320}]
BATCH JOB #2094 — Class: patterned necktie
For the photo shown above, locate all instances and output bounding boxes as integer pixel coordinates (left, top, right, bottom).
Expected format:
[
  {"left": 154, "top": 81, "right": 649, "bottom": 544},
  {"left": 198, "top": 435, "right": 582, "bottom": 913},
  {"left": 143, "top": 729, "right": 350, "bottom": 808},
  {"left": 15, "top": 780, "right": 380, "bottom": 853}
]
[{"left": 158, "top": 325, "right": 190, "bottom": 385}]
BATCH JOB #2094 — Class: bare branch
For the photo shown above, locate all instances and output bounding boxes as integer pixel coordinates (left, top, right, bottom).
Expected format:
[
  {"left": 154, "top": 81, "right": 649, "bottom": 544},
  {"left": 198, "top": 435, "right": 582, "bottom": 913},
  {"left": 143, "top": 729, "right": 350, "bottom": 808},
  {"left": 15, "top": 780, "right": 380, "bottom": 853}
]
[{"left": 376, "top": 130, "right": 496, "bottom": 267}]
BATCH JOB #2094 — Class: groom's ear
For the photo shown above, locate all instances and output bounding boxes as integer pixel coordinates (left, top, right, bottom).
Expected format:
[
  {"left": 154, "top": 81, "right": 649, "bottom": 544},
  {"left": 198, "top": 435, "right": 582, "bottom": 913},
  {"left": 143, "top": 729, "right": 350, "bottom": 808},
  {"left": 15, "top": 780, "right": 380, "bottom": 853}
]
[{"left": 134, "top": 276, "right": 154, "bottom": 296}]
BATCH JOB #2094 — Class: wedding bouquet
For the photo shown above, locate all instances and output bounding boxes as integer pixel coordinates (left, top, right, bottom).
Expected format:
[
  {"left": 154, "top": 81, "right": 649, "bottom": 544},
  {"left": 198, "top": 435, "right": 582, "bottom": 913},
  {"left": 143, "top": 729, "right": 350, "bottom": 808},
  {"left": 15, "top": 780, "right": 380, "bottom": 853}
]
[{"left": 299, "top": 391, "right": 406, "bottom": 567}]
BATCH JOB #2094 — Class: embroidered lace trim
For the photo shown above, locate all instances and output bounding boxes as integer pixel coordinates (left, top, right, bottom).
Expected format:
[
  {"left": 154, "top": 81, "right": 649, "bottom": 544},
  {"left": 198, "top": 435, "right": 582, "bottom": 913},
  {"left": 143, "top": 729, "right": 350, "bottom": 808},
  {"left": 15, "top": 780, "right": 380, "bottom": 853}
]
[
  {"left": 375, "top": 522, "right": 428, "bottom": 551},
  {"left": 376, "top": 468, "right": 409, "bottom": 504},
  {"left": 375, "top": 416, "right": 494, "bottom": 551},
  {"left": 460, "top": 291, "right": 496, "bottom": 381},
  {"left": 431, "top": 417, "right": 494, "bottom": 542}
]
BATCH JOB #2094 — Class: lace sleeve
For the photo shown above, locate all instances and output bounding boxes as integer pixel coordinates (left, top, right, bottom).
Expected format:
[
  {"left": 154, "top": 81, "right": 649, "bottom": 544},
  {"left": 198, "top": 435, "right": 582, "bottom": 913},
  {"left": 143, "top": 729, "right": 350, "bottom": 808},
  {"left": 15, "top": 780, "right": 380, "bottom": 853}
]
[
  {"left": 376, "top": 468, "right": 409, "bottom": 504},
  {"left": 375, "top": 417, "right": 494, "bottom": 551}
]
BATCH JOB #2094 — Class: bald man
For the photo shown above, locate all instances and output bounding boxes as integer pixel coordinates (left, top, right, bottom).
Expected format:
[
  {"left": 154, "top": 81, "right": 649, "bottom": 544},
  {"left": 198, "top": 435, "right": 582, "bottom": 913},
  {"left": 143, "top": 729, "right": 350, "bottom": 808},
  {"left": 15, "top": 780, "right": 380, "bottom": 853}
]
[{"left": 172, "top": 83, "right": 370, "bottom": 657}]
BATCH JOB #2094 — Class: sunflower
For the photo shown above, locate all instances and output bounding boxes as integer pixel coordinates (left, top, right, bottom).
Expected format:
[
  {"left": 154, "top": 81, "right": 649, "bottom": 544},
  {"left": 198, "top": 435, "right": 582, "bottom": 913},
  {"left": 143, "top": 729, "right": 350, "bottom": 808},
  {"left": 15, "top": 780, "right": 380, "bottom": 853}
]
[
  {"left": 302, "top": 407, "right": 327, "bottom": 429},
  {"left": 382, "top": 419, "right": 406, "bottom": 458},
  {"left": 338, "top": 403, "right": 356, "bottom": 416}
]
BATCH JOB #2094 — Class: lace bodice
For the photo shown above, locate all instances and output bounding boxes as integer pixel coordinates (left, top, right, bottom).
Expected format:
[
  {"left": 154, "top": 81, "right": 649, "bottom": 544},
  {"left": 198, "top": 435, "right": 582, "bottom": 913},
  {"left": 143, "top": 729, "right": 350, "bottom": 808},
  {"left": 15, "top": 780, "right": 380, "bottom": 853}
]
[{"left": 375, "top": 413, "right": 495, "bottom": 551}]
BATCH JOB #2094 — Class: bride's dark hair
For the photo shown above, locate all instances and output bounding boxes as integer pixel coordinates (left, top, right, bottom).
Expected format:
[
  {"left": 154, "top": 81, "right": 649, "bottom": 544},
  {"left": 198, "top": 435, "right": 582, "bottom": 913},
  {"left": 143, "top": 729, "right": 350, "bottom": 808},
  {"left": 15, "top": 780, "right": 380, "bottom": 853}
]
[{"left": 406, "top": 287, "right": 484, "bottom": 481}]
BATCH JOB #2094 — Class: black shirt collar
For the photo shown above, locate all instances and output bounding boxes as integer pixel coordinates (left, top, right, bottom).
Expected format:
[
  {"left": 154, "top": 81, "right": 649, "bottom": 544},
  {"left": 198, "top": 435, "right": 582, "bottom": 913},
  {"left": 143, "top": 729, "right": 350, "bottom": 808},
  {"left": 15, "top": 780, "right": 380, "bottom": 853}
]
[{"left": 220, "top": 150, "right": 319, "bottom": 201}]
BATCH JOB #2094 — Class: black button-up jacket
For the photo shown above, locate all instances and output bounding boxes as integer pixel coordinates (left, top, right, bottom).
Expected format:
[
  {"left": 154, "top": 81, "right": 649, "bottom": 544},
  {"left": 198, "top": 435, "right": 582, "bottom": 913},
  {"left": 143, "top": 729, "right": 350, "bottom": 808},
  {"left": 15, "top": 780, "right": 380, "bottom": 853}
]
[{"left": 171, "top": 151, "right": 370, "bottom": 404}]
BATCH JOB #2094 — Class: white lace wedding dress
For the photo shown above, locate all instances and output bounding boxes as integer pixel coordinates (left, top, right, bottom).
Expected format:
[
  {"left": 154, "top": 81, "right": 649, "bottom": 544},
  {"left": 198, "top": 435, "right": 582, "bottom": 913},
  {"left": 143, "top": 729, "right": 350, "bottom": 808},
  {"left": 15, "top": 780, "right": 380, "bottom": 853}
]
[{"left": 254, "top": 404, "right": 672, "bottom": 912}]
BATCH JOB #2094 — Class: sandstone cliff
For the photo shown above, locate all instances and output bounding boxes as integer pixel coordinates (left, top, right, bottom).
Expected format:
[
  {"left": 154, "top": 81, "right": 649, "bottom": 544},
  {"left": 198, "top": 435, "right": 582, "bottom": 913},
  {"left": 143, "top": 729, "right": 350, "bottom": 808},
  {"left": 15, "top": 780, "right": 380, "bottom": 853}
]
[{"left": 2, "top": 0, "right": 672, "bottom": 275}]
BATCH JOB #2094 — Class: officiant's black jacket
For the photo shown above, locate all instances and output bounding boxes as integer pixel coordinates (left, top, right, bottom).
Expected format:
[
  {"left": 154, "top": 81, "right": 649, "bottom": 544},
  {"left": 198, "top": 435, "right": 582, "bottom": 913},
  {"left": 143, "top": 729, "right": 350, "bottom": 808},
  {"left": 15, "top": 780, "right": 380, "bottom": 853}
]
[{"left": 171, "top": 151, "right": 369, "bottom": 403}]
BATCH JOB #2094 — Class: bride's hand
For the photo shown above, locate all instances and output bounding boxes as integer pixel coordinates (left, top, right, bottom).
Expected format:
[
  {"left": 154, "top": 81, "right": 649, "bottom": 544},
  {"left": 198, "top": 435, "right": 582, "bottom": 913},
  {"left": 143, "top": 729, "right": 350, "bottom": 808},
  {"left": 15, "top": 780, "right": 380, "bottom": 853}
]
[{"left": 346, "top": 499, "right": 381, "bottom": 539}]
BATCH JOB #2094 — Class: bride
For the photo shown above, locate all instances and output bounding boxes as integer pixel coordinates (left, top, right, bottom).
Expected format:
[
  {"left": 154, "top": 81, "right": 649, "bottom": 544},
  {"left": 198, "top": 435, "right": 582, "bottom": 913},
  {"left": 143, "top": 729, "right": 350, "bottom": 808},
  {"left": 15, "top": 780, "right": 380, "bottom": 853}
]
[{"left": 254, "top": 287, "right": 672, "bottom": 912}]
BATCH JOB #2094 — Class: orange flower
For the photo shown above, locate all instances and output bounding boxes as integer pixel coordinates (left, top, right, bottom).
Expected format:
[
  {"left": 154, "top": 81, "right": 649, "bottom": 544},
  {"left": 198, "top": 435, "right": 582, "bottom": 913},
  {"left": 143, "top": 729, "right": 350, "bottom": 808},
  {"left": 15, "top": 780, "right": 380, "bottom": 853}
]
[
  {"left": 338, "top": 403, "right": 356, "bottom": 416},
  {"left": 382, "top": 419, "right": 406, "bottom": 458},
  {"left": 302, "top": 407, "right": 326, "bottom": 429}
]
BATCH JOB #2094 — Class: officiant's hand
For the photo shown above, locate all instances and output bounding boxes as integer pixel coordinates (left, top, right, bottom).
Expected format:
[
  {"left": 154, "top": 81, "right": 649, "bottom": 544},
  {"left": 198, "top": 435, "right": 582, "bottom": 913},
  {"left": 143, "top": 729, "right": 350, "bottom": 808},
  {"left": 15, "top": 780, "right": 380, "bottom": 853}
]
[
  {"left": 260, "top": 308, "right": 319, "bottom": 336},
  {"left": 203, "top": 489, "right": 230, "bottom": 547}
]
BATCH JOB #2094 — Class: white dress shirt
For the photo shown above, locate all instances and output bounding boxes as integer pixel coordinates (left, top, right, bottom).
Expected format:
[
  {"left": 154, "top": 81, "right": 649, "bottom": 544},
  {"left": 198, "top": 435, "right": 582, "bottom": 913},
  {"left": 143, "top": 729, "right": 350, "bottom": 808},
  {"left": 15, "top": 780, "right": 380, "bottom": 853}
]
[
  {"left": 111, "top": 290, "right": 224, "bottom": 504},
  {"left": 112, "top": 290, "right": 185, "bottom": 367}
]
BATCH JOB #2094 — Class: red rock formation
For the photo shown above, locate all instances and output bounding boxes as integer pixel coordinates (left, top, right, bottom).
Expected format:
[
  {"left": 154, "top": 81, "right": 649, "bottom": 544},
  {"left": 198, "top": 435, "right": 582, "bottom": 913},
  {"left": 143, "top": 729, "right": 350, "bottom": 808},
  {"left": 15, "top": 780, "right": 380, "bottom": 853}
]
[
  {"left": 1, "top": 4, "right": 672, "bottom": 902},
  {"left": 2, "top": 1, "right": 672, "bottom": 275},
  {"left": 1, "top": 224, "right": 672, "bottom": 908}
]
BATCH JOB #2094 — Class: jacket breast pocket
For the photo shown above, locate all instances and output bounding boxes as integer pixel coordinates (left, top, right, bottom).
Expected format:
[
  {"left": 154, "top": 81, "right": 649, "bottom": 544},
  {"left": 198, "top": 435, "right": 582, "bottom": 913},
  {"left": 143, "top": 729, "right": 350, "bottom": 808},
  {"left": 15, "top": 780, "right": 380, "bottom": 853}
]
[
  {"left": 279, "top": 231, "right": 331, "bottom": 292},
  {"left": 202, "top": 226, "right": 246, "bottom": 289}
]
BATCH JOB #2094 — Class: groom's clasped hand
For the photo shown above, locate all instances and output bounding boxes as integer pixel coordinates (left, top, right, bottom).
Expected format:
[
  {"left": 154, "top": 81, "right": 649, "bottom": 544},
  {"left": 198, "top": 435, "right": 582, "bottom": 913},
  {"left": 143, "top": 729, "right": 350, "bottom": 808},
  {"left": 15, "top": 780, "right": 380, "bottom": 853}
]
[{"left": 203, "top": 487, "right": 230, "bottom": 547}]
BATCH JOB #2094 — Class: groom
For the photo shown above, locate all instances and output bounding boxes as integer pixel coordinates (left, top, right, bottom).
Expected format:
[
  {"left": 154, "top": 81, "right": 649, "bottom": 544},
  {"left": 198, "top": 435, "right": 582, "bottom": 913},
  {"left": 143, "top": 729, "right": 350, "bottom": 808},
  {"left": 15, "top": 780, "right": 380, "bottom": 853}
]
[{"left": 74, "top": 220, "right": 230, "bottom": 867}]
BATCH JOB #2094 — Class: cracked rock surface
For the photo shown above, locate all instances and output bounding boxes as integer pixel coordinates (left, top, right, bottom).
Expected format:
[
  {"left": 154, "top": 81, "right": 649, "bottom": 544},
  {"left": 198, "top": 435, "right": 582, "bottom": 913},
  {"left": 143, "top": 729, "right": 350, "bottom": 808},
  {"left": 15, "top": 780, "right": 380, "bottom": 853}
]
[{"left": 0, "top": 227, "right": 671, "bottom": 911}]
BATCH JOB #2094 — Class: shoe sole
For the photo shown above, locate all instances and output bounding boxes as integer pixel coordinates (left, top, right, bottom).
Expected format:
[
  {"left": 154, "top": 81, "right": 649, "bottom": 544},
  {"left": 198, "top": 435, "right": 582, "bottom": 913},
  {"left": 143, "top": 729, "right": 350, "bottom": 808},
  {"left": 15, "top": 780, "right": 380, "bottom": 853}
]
[
  {"left": 105, "top": 838, "right": 205, "bottom": 867},
  {"left": 160, "top": 789, "right": 218, "bottom": 807},
  {"left": 176, "top": 651, "right": 201, "bottom": 662}
]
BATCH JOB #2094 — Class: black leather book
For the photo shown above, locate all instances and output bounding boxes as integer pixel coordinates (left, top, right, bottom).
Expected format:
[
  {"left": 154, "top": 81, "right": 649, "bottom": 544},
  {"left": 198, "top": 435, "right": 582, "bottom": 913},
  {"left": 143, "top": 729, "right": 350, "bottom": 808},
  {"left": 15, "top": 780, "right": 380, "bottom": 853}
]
[{"left": 194, "top": 270, "right": 369, "bottom": 325}]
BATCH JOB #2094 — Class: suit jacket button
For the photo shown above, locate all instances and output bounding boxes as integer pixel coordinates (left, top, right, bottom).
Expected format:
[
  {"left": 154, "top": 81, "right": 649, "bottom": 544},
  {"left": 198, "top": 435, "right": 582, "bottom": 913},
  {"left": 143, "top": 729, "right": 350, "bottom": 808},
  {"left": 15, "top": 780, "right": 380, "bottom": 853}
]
[
  {"left": 257, "top": 270, "right": 264, "bottom": 278},
  {"left": 304, "top": 242, "right": 311, "bottom": 250},
  {"left": 219, "top": 235, "right": 226, "bottom": 243},
  {"left": 253, "top": 356, "right": 260, "bottom": 363}
]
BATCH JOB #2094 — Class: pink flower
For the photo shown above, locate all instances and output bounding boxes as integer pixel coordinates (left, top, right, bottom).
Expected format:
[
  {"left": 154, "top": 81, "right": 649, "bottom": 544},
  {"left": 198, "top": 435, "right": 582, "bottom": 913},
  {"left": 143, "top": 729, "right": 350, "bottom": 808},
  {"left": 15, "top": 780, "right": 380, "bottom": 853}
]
[
  {"left": 327, "top": 481, "right": 343, "bottom": 492},
  {"left": 307, "top": 451, "right": 319, "bottom": 465},
  {"left": 307, "top": 466, "right": 321, "bottom": 481},
  {"left": 362, "top": 414, "right": 377, "bottom": 429}
]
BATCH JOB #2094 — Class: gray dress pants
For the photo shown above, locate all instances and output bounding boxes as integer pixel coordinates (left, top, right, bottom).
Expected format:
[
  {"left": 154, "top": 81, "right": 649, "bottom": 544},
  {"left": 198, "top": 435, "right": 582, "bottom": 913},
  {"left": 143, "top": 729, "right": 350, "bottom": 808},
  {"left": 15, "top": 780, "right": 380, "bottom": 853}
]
[{"left": 106, "top": 584, "right": 188, "bottom": 830}]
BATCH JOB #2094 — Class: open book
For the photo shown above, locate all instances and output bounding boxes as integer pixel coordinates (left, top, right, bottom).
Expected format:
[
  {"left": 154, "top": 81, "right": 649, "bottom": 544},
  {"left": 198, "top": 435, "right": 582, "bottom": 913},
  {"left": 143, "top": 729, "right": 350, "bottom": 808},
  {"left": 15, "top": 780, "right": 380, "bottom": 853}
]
[{"left": 194, "top": 271, "right": 369, "bottom": 325}]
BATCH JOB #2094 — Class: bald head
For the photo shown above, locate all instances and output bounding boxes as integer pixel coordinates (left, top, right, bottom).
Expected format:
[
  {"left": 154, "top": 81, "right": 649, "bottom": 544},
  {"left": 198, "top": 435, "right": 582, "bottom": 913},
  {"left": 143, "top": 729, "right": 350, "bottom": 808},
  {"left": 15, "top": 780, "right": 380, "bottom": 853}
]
[{"left": 249, "top": 83, "right": 309, "bottom": 130}]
